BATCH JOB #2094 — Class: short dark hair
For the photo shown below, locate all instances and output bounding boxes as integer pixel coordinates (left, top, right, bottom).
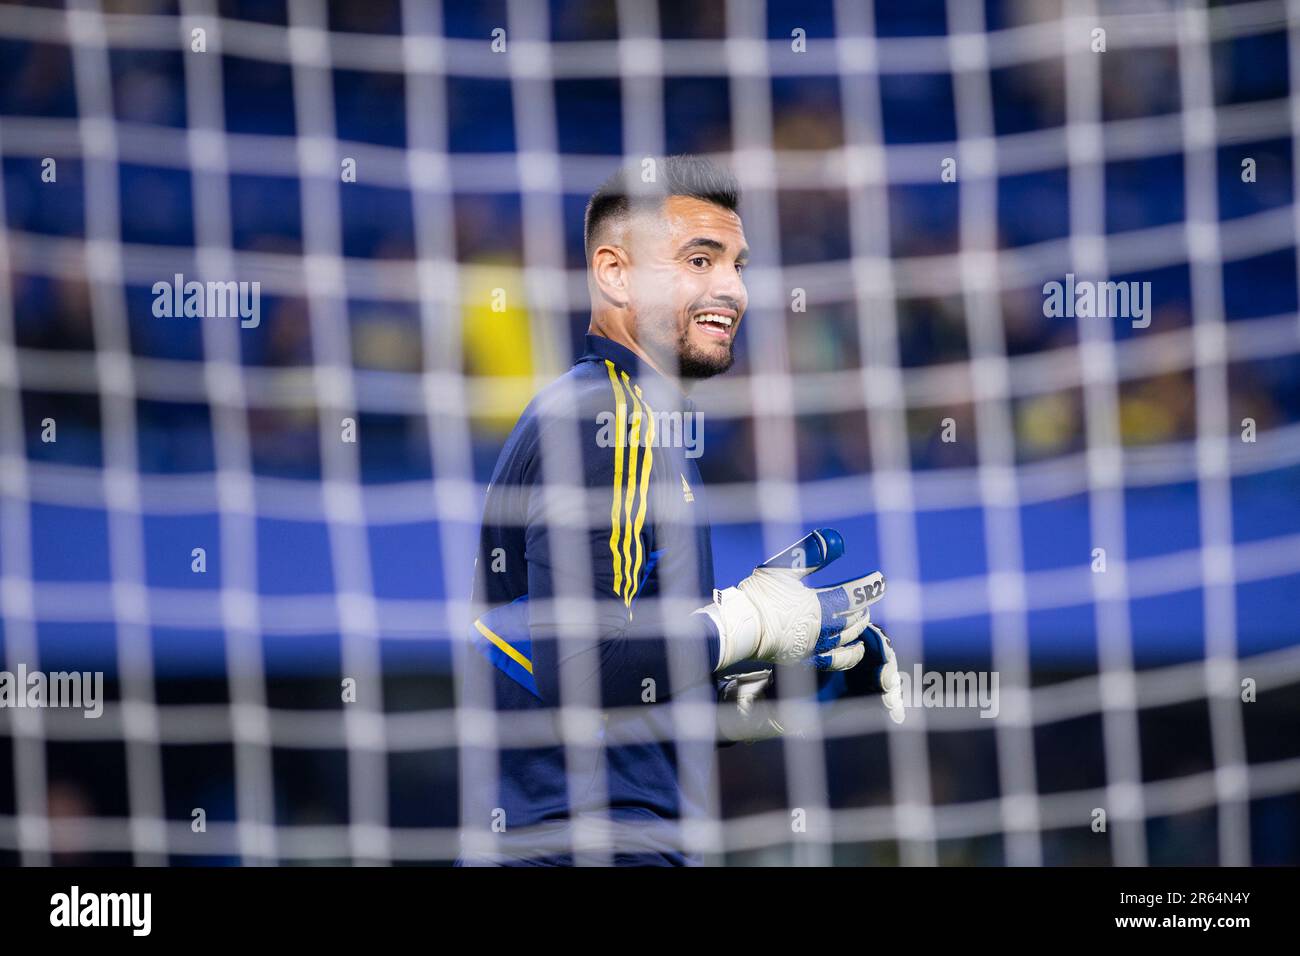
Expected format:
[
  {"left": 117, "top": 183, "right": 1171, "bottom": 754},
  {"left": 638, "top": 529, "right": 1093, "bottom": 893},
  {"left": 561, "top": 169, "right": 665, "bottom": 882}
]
[{"left": 583, "top": 154, "right": 740, "bottom": 260}]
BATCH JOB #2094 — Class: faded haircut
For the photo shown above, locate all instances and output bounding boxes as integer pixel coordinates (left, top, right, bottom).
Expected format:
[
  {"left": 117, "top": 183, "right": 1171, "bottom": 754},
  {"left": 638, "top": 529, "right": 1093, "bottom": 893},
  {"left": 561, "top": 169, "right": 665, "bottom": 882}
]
[{"left": 583, "top": 155, "right": 740, "bottom": 260}]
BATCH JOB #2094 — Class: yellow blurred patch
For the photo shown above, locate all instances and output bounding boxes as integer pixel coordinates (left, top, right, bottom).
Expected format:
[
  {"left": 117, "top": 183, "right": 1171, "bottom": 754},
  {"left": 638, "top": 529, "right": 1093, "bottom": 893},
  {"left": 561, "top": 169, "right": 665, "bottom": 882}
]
[{"left": 460, "top": 258, "right": 535, "bottom": 435}]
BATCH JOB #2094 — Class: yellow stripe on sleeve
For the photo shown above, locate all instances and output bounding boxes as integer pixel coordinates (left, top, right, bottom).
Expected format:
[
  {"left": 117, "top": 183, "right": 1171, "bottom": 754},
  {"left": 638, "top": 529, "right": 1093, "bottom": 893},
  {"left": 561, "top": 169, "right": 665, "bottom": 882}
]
[
  {"left": 474, "top": 618, "right": 533, "bottom": 674},
  {"left": 627, "top": 384, "right": 655, "bottom": 607},
  {"left": 620, "top": 371, "right": 642, "bottom": 607},
  {"left": 604, "top": 360, "right": 627, "bottom": 599}
]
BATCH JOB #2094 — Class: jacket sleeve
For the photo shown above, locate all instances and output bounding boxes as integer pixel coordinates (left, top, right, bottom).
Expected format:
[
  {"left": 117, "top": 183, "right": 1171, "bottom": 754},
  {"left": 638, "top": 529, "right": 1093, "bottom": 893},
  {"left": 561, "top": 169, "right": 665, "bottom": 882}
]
[{"left": 521, "top": 371, "right": 719, "bottom": 706}]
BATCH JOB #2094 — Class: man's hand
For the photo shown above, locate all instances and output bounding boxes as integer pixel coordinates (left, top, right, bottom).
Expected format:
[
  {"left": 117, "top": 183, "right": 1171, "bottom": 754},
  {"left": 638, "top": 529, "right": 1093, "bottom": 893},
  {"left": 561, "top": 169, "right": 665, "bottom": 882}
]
[
  {"left": 716, "top": 669, "right": 785, "bottom": 742},
  {"left": 857, "top": 621, "right": 905, "bottom": 724},
  {"left": 716, "top": 631, "right": 906, "bottom": 736},
  {"left": 697, "top": 528, "right": 887, "bottom": 673}
]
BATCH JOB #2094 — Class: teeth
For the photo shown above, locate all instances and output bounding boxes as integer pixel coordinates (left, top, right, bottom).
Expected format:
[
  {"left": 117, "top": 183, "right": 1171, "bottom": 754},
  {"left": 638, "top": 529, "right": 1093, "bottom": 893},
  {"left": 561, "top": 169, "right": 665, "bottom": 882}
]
[{"left": 694, "top": 313, "right": 733, "bottom": 327}]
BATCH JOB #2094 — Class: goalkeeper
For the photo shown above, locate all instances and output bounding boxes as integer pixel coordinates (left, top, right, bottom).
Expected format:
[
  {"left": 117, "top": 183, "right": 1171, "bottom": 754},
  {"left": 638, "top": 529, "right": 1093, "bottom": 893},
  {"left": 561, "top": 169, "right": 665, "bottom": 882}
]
[{"left": 459, "top": 155, "right": 902, "bottom": 867}]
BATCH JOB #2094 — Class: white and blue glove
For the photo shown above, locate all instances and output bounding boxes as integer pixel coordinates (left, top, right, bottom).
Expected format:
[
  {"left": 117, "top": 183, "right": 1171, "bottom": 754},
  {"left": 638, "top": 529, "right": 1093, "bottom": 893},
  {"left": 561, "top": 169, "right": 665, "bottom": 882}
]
[
  {"left": 699, "top": 528, "right": 904, "bottom": 724},
  {"left": 853, "top": 621, "right": 905, "bottom": 724},
  {"left": 716, "top": 669, "right": 786, "bottom": 743}
]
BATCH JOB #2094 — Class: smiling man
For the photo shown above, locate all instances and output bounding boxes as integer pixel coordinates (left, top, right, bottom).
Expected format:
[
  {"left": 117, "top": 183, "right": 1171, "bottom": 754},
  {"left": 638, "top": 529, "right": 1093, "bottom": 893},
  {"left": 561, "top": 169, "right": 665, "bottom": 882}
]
[
  {"left": 459, "top": 155, "right": 902, "bottom": 866},
  {"left": 585, "top": 159, "right": 747, "bottom": 379}
]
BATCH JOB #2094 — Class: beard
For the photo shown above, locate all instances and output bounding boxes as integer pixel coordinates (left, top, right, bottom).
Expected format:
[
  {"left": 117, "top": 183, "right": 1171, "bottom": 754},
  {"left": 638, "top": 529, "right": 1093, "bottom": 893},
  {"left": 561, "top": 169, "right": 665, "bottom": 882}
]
[
  {"left": 636, "top": 311, "right": 735, "bottom": 380},
  {"left": 677, "top": 336, "right": 734, "bottom": 379}
]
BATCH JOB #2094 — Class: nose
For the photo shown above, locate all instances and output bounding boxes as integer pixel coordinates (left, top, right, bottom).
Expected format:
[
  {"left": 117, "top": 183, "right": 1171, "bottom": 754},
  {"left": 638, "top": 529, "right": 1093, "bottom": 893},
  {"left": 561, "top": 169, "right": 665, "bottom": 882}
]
[{"left": 710, "top": 265, "right": 746, "bottom": 311}]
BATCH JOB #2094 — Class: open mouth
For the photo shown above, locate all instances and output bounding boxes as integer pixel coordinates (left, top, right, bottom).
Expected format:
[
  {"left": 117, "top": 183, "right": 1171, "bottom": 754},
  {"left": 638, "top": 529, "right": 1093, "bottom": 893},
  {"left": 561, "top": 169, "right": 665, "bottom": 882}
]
[{"left": 692, "top": 312, "right": 735, "bottom": 339}]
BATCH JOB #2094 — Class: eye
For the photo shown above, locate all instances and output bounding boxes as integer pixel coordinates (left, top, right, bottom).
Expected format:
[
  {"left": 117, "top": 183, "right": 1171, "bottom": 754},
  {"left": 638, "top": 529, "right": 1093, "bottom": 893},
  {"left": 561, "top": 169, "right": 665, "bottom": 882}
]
[
  {"left": 736, "top": 261, "right": 747, "bottom": 274},
  {"left": 688, "top": 255, "right": 710, "bottom": 269}
]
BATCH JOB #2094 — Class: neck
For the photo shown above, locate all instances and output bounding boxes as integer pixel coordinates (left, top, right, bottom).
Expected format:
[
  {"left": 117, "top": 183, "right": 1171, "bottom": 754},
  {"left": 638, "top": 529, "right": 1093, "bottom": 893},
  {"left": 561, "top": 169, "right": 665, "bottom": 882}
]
[{"left": 588, "top": 317, "right": 676, "bottom": 385}]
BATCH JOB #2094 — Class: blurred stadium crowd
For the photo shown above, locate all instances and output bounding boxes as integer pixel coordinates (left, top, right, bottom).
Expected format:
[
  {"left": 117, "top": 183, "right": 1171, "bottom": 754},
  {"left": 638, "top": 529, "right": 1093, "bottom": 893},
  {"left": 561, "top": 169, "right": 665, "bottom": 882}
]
[{"left": 6, "top": 0, "right": 1298, "bottom": 487}]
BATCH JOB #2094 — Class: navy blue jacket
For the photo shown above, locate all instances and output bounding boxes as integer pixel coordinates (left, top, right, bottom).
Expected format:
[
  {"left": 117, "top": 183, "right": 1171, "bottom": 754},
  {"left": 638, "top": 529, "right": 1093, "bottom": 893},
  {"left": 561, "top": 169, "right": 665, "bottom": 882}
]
[{"left": 459, "top": 334, "right": 722, "bottom": 865}]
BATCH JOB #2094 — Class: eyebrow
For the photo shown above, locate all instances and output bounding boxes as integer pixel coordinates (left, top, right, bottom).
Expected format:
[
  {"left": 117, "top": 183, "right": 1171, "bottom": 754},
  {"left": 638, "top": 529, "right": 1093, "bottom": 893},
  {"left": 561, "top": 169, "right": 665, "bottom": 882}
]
[{"left": 676, "top": 237, "right": 750, "bottom": 261}]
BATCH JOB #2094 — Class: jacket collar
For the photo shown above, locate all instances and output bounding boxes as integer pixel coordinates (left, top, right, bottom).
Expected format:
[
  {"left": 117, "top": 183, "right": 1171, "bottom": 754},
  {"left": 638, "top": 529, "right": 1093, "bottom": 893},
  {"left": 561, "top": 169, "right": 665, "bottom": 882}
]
[{"left": 578, "top": 333, "right": 696, "bottom": 412}]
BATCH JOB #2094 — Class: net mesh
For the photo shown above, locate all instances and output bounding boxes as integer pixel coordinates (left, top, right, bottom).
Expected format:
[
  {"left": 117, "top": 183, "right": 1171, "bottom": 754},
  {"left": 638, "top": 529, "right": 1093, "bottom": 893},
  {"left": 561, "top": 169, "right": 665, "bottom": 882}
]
[{"left": 0, "top": 0, "right": 1299, "bottom": 866}]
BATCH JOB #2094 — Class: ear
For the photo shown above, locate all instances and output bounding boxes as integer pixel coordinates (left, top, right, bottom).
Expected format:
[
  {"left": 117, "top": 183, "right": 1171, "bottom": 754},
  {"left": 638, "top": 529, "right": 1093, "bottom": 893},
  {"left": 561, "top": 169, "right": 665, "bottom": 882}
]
[{"left": 591, "top": 244, "right": 630, "bottom": 308}]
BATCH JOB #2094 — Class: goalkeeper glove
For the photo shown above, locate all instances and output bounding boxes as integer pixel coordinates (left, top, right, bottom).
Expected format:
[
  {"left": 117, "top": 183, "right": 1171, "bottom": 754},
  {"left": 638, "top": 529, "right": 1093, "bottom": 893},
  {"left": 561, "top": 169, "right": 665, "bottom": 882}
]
[
  {"left": 721, "top": 650, "right": 905, "bottom": 735},
  {"left": 697, "top": 528, "right": 886, "bottom": 673},
  {"left": 856, "top": 621, "right": 905, "bottom": 725},
  {"left": 718, "top": 644, "right": 905, "bottom": 739},
  {"left": 716, "top": 669, "right": 785, "bottom": 743}
]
